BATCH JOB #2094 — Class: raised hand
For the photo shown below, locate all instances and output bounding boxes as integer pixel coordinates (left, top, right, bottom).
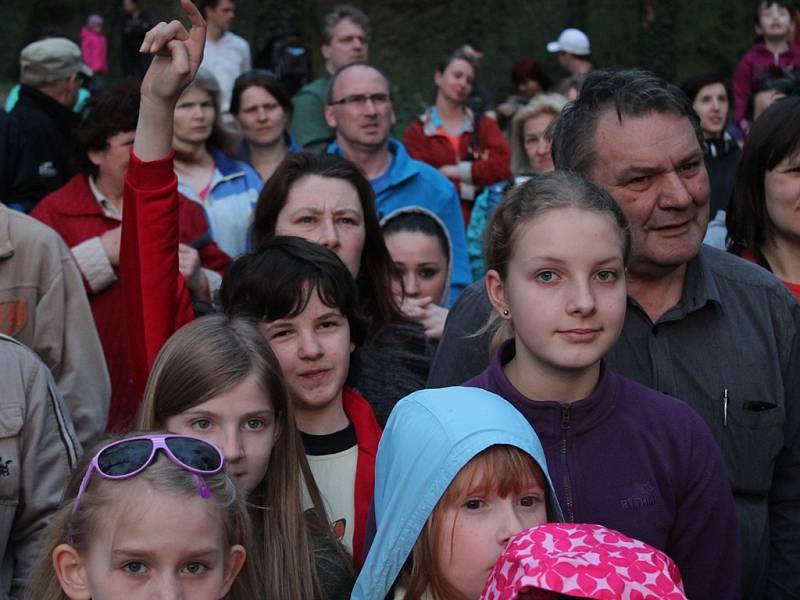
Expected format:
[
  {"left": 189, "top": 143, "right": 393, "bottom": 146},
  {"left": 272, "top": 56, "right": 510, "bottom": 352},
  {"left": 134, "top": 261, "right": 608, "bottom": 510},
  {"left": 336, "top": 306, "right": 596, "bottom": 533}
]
[
  {"left": 139, "top": 0, "right": 206, "bottom": 106},
  {"left": 133, "top": 0, "right": 206, "bottom": 161}
]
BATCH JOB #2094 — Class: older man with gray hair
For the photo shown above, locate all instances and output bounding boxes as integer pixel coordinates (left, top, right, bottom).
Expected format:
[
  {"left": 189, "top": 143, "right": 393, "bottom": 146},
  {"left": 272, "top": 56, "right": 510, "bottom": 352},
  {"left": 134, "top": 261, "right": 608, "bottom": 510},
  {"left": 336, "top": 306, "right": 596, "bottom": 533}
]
[
  {"left": 429, "top": 68, "right": 800, "bottom": 599},
  {"left": 11, "top": 38, "right": 91, "bottom": 211}
]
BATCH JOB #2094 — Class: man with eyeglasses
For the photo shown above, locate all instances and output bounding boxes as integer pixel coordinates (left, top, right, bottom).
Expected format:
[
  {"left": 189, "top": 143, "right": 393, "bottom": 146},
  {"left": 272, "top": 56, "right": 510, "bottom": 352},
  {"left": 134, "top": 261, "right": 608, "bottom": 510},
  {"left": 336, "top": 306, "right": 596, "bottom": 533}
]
[
  {"left": 290, "top": 4, "right": 370, "bottom": 152},
  {"left": 324, "top": 62, "right": 470, "bottom": 305}
]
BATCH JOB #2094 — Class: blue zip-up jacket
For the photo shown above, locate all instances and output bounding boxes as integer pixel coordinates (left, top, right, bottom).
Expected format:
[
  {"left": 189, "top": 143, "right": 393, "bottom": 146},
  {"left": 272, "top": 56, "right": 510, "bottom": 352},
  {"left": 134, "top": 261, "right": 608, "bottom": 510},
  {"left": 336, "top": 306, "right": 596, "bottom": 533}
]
[
  {"left": 234, "top": 130, "right": 302, "bottom": 166},
  {"left": 178, "top": 147, "right": 263, "bottom": 258},
  {"left": 352, "top": 386, "right": 561, "bottom": 600},
  {"left": 328, "top": 139, "right": 471, "bottom": 306}
]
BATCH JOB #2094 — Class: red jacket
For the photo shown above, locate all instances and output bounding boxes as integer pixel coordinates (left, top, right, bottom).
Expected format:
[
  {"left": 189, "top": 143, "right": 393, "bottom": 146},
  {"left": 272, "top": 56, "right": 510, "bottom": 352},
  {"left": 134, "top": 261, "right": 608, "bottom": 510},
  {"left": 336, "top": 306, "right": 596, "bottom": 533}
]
[
  {"left": 119, "top": 153, "right": 200, "bottom": 406},
  {"left": 402, "top": 108, "right": 510, "bottom": 222},
  {"left": 123, "top": 152, "right": 382, "bottom": 570},
  {"left": 342, "top": 386, "right": 381, "bottom": 569},
  {"left": 32, "top": 170, "right": 229, "bottom": 430}
]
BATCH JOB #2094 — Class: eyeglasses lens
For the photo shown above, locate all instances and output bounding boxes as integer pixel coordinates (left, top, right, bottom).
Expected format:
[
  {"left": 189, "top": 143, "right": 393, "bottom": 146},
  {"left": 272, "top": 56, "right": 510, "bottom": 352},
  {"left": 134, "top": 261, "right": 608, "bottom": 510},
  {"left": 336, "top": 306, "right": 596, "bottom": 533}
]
[
  {"left": 97, "top": 439, "right": 153, "bottom": 476},
  {"left": 165, "top": 437, "right": 222, "bottom": 472}
]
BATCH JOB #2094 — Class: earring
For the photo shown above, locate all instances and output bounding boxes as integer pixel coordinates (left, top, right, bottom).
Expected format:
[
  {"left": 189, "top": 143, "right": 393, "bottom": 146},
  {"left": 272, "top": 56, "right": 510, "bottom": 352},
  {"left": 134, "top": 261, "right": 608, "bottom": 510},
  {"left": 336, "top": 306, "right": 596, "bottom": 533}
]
[{"left": 502, "top": 308, "right": 510, "bottom": 317}]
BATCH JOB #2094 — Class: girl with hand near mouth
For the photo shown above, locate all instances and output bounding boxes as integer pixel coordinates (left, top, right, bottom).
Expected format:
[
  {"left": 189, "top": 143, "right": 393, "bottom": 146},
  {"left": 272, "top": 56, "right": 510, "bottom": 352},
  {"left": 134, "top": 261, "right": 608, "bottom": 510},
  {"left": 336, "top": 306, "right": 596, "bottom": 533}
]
[
  {"left": 465, "top": 171, "right": 741, "bottom": 600},
  {"left": 382, "top": 207, "right": 452, "bottom": 342}
]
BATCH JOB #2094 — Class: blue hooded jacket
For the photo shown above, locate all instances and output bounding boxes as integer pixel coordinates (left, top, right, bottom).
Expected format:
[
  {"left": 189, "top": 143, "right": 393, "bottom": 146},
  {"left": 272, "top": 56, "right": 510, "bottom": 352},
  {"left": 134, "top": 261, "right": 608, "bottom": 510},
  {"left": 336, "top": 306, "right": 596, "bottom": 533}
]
[
  {"left": 328, "top": 138, "right": 471, "bottom": 307},
  {"left": 352, "top": 387, "right": 561, "bottom": 600}
]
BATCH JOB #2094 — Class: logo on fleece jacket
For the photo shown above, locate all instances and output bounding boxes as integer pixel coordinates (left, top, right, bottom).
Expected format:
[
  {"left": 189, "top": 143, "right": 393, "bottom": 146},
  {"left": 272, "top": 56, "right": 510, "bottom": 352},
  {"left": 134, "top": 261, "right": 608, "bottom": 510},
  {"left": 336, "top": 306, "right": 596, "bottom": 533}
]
[{"left": 620, "top": 481, "right": 656, "bottom": 509}]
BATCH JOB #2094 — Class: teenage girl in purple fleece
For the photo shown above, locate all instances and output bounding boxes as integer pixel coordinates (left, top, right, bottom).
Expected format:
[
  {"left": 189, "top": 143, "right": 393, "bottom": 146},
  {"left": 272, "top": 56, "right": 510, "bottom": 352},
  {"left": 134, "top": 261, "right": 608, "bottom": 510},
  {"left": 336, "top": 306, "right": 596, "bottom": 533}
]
[{"left": 465, "top": 171, "right": 741, "bottom": 600}]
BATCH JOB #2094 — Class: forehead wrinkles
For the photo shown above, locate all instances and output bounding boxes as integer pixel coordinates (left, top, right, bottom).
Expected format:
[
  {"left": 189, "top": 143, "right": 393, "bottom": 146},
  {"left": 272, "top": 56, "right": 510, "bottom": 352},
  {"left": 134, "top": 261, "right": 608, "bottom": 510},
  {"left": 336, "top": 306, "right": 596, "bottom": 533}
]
[{"left": 592, "top": 109, "right": 699, "bottom": 175}]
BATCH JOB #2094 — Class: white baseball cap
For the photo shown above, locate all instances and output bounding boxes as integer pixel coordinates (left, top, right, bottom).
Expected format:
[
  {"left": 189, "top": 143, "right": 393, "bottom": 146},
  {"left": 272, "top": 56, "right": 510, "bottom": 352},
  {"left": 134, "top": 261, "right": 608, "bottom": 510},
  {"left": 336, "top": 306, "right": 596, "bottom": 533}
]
[{"left": 547, "top": 28, "right": 591, "bottom": 56}]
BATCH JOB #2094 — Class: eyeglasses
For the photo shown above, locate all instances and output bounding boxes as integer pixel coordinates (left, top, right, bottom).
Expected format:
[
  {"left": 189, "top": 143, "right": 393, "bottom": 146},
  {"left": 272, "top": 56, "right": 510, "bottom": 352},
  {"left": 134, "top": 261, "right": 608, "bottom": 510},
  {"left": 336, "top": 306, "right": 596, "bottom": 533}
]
[
  {"left": 72, "top": 434, "right": 225, "bottom": 514},
  {"left": 329, "top": 93, "right": 391, "bottom": 107}
]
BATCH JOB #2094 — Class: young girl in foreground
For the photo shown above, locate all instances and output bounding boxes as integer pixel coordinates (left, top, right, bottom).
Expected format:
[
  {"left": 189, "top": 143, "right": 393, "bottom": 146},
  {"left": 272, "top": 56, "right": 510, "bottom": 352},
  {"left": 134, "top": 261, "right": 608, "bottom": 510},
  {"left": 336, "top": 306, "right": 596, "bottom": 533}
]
[
  {"left": 466, "top": 171, "right": 740, "bottom": 599},
  {"left": 26, "top": 433, "right": 256, "bottom": 600},
  {"left": 135, "top": 315, "right": 353, "bottom": 599},
  {"left": 353, "top": 386, "right": 561, "bottom": 600}
]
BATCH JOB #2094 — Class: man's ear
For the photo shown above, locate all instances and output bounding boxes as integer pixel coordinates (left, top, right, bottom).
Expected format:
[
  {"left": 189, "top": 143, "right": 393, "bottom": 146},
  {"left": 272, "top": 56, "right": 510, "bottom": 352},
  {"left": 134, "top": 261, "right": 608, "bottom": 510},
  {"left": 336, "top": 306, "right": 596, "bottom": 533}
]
[
  {"left": 321, "top": 42, "right": 332, "bottom": 63},
  {"left": 486, "top": 269, "right": 511, "bottom": 319},
  {"left": 324, "top": 103, "right": 337, "bottom": 129},
  {"left": 219, "top": 544, "right": 247, "bottom": 597},
  {"left": 52, "top": 543, "right": 92, "bottom": 600}
]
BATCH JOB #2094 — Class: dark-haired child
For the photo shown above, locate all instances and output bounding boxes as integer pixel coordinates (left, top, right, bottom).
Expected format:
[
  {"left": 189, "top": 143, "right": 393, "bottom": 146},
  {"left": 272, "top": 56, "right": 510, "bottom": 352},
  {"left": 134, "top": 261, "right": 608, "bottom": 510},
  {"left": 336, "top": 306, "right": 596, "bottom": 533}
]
[
  {"left": 733, "top": 1, "right": 800, "bottom": 131},
  {"left": 221, "top": 236, "right": 381, "bottom": 567}
]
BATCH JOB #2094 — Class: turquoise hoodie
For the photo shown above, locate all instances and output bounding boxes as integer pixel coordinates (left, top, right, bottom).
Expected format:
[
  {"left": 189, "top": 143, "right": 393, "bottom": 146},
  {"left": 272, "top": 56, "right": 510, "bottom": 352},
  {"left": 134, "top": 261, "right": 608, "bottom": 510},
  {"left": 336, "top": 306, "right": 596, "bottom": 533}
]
[{"left": 352, "top": 386, "right": 561, "bottom": 600}]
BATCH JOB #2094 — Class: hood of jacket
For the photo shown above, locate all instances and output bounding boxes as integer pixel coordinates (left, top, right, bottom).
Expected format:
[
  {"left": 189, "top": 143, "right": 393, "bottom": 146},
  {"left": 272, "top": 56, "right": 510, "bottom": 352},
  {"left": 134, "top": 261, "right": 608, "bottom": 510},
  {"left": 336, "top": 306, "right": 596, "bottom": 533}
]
[
  {"left": 380, "top": 205, "right": 453, "bottom": 306},
  {"left": 352, "top": 386, "right": 561, "bottom": 600}
]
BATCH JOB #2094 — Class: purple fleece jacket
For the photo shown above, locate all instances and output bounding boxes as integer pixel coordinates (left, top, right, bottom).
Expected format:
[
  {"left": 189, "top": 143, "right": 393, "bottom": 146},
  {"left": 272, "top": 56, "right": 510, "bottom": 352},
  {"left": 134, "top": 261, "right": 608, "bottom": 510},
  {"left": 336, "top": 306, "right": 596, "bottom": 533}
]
[{"left": 466, "top": 340, "right": 741, "bottom": 600}]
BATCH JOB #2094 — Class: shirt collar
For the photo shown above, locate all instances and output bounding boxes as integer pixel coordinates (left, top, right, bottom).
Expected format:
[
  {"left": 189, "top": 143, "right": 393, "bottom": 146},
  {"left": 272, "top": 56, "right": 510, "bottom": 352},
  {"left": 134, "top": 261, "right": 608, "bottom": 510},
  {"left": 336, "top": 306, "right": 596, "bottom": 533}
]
[
  {"left": 632, "top": 246, "right": 724, "bottom": 324},
  {"left": 680, "top": 245, "right": 723, "bottom": 309},
  {"left": 88, "top": 176, "right": 122, "bottom": 220},
  {"left": 429, "top": 106, "right": 472, "bottom": 135}
]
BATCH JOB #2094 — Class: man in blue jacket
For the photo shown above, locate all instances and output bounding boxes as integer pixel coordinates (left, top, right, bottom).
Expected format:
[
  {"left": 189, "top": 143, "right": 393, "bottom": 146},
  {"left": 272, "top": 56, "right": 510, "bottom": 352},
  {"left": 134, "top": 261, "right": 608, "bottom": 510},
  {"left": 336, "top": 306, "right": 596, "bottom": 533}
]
[{"left": 324, "top": 61, "right": 470, "bottom": 305}]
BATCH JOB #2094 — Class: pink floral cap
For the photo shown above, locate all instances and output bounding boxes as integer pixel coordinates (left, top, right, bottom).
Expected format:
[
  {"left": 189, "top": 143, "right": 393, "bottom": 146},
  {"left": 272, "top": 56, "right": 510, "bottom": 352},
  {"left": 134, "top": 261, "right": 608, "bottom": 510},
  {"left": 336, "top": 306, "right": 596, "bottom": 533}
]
[{"left": 480, "top": 523, "right": 688, "bottom": 600}]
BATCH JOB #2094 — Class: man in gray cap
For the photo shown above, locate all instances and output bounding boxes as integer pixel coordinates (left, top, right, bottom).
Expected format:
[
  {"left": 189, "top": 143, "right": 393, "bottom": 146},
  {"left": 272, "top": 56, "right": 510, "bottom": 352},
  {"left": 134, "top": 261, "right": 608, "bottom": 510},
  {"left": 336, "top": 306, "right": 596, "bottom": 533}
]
[
  {"left": 10, "top": 38, "right": 92, "bottom": 212},
  {"left": 547, "top": 28, "right": 594, "bottom": 77}
]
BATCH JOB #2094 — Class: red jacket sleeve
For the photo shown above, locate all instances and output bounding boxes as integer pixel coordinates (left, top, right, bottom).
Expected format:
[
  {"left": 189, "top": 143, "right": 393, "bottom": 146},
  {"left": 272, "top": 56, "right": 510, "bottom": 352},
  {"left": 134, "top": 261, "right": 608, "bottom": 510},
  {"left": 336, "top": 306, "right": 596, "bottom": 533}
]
[
  {"left": 402, "top": 120, "right": 432, "bottom": 164},
  {"left": 177, "top": 196, "right": 231, "bottom": 275},
  {"left": 121, "top": 151, "right": 194, "bottom": 397},
  {"left": 468, "top": 117, "right": 511, "bottom": 187}
]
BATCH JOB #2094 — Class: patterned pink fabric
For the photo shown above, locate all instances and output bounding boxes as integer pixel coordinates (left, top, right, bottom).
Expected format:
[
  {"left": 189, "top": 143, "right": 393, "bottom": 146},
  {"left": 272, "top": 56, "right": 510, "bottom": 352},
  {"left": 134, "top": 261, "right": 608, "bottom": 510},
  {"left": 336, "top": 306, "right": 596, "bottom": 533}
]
[{"left": 480, "top": 523, "right": 688, "bottom": 600}]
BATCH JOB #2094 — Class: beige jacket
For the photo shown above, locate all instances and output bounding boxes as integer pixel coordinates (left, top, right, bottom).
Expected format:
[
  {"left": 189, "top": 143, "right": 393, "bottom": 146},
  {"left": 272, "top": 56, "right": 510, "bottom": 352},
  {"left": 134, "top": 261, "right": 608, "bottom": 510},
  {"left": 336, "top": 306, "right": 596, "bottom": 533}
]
[
  {"left": 0, "top": 204, "right": 109, "bottom": 444},
  {"left": 0, "top": 334, "right": 80, "bottom": 599}
]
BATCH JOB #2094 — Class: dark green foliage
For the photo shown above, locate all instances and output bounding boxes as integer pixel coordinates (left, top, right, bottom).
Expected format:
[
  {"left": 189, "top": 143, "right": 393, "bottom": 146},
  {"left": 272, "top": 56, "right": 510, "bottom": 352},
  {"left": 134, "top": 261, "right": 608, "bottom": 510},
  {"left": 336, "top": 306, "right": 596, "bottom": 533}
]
[{"left": 0, "top": 0, "right": 758, "bottom": 129}]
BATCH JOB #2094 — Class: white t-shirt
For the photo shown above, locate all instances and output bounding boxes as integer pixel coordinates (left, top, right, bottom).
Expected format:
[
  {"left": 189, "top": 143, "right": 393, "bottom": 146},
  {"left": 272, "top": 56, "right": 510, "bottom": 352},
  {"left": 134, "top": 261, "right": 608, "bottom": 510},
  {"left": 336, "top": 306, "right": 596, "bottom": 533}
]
[
  {"left": 303, "top": 445, "right": 358, "bottom": 555},
  {"left": 201, "top": 31, "right": 251, "bottom": 113}
]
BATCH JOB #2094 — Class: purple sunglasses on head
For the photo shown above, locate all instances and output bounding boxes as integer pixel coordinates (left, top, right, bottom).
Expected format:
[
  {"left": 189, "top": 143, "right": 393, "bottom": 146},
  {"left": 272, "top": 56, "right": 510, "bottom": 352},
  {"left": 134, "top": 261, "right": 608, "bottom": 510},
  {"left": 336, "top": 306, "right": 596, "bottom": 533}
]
[{"left": 72, "top": 434, "right": 225, "bottom": 514}]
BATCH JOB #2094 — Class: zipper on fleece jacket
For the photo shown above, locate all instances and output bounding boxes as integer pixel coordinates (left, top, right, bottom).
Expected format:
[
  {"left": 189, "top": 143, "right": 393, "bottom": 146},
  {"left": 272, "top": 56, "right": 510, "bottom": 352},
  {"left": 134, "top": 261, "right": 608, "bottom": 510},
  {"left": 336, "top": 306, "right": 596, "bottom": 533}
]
[{"left": 560, "top": 404, "right": 575, "bottom": 522}]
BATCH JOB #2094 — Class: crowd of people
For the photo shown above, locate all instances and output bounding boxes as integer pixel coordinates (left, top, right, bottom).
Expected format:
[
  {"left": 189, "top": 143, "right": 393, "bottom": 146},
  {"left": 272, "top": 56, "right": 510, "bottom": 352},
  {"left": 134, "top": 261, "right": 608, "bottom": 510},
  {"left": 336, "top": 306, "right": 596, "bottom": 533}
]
[{"left": 1, "top": 0, "right": 800, "bottom": 599}]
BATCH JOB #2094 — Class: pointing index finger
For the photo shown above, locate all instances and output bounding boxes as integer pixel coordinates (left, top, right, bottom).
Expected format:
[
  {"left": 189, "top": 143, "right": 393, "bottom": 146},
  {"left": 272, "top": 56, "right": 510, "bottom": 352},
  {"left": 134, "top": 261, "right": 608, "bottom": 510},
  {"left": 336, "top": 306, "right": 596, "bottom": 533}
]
[{"left": 181, "top": 0, "right": 206, "bottom": 30}]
